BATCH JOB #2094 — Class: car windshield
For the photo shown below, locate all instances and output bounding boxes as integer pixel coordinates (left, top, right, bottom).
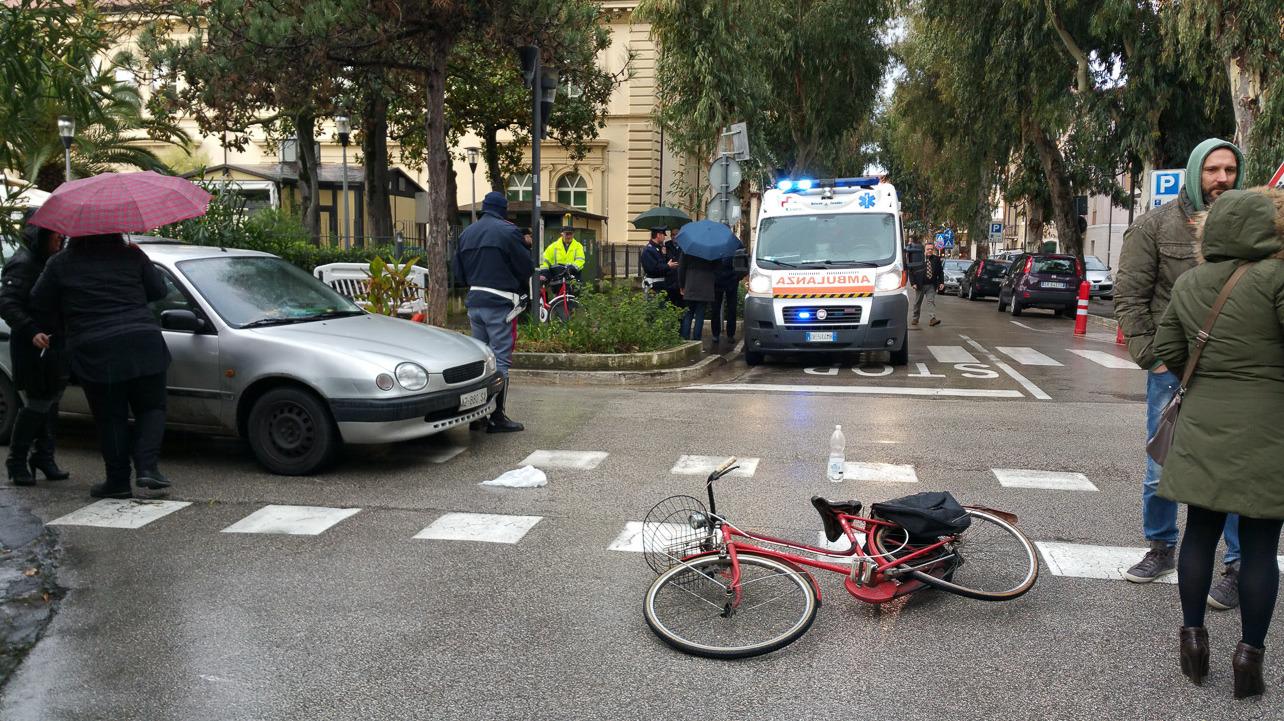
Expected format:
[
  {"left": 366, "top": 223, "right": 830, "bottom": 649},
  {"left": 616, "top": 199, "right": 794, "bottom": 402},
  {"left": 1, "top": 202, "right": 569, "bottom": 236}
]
[
  {"left": 1034, "top": 257, "right": 1076, "bottom": 274},
  {"left": 943, "top": 259, "right": 969, "bottom": 272},
  {"left": 983, "top": 261, "right": 1010, "bottom": 275},
  {"left": 756, "top": 212, "right": 896, "bottom": 268},
  {"left": 1084, "top": 256, "right": 1108, "bottom": 271},
  {"left": 177, "top": 256, "right": 363, "bottom": 328}
]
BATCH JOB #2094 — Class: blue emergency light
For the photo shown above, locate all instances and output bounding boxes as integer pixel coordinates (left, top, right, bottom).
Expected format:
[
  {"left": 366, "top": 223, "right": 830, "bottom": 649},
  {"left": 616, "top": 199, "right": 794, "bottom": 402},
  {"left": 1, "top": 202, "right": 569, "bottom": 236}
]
[
  {"left": 775, "top": 176, "right": 880, "bottom": 193},
  {"left": 798, "top": 311, "right": 812, "bottom": 320}
]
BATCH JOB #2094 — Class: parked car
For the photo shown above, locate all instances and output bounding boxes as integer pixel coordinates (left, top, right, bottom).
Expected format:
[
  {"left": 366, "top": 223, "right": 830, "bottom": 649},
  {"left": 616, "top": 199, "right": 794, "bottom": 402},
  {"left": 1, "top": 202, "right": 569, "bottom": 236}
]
[
  {"left": 996, "top": 253, "right": 1084, "bottom": 317},
  {"left": 959, "top": 257, "right": 1011, "bottom": 300},
  {"left": 0, "top": 238, "right": 503, "bottom": 475},
  {"left": 1084, "top": 255, "right": 1114, "bottom": 299},
  {"left": 941, "top": 258, "right": 970, "bottom": 295}
]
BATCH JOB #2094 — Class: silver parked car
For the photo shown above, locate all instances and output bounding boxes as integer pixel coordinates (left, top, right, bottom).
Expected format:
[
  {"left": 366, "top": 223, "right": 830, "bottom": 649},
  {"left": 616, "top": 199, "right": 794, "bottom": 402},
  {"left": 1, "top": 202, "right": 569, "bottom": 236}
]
[
  {"left": 941, "top": 258, "right": 969, "bottom": 295},
  {"left": 0, "top": 239, "right": 502, "bottom": 475},
  {"left": 1084, "top": 255, "right": 1114, "bottom": 299}
]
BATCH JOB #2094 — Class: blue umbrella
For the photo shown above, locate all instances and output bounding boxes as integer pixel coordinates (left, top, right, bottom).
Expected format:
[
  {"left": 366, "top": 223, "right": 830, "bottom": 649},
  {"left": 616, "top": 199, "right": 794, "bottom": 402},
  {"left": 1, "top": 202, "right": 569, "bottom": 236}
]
[{"left": 674, "top": 220, "right": 741, "bottom": 261}]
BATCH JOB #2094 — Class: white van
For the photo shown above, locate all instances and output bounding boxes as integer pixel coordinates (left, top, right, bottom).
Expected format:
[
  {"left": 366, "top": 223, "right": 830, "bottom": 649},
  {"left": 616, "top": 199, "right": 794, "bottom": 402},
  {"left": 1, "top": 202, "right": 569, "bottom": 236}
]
[{"left": 741, "top": 177, "right": 912, "bottom": 366}]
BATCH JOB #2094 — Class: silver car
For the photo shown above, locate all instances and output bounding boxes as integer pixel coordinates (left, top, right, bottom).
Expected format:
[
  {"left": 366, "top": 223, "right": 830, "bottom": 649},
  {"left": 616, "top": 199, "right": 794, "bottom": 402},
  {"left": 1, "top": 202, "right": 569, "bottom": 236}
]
[
  {"left": 0, "top": 239, "right": 502, "bottom": 475},
  {"left": 941, "top": 258, "right": 969, "bottom": 295},
  {"left": 1084, "top": 255, "right": 1114, "bottom": 299}
]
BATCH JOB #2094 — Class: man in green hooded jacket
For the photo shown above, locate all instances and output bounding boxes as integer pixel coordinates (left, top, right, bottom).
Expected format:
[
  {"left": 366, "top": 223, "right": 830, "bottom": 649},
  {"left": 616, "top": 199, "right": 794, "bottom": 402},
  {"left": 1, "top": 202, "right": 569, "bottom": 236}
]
[{"left": 1115, "top": 139, "right": 1244, "bottom": 606}]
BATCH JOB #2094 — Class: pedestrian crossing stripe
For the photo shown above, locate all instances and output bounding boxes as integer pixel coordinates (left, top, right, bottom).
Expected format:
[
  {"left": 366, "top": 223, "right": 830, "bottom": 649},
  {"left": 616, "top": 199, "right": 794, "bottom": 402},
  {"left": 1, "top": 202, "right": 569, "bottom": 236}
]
[{"left": 773, "top": 292, "right": 874, "bottom": 299}]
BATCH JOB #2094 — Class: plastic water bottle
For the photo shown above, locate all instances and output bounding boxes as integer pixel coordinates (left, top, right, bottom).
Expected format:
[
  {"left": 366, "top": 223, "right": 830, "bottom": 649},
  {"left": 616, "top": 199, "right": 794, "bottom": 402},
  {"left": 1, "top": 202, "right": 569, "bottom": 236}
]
[{"left": 827, "top": 425, "right": 846, "bottom": 482}]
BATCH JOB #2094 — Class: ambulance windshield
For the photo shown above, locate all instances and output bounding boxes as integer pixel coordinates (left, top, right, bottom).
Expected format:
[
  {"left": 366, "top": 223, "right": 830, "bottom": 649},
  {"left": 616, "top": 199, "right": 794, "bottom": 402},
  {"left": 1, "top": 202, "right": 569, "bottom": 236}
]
[{"left": 756, "top": 213, "right": 897, "bottom": 269}]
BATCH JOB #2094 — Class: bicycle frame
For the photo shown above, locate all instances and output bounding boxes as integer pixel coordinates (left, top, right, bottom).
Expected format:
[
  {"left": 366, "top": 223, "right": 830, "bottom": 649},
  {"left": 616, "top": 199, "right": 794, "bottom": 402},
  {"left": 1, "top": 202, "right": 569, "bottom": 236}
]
[
  {"left": 538, "top": 268, "right": 577, "bottom": 322},
  {"left": 694, "top": 464, "right": 957, "bottom": 605}
]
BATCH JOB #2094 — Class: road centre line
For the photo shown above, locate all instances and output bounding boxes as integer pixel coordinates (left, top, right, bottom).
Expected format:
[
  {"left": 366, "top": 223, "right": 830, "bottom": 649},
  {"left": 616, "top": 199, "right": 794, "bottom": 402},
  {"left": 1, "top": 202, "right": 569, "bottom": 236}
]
[
  {"left": 958, "top": 335, "right": 1052, "bottom": 400},
  {"left": 927, "top": 345, "right": 980, "bottom": 364},
  {"left": 996, "top": 346, "right": 1063, "bottom": 366},
  {"left": 686, "top": 383, "right": 1024, "bottom": 398}
]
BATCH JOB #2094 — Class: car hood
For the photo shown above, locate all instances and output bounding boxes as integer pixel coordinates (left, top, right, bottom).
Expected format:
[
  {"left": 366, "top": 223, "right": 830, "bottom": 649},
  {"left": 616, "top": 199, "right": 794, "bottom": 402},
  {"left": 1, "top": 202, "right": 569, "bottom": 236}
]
[{"left": 245, "top": 313, "right": 488, "bottom": 373}]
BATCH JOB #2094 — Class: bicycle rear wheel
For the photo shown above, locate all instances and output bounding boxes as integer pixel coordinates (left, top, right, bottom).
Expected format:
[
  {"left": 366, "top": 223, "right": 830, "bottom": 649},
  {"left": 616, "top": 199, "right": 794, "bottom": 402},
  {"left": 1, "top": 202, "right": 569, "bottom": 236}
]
[
  {"left": 871, "top": 508, "right": 1038, "bottom": 601},
  {"left": 643, "top": 552, "right": 818, "bottom": 659}
]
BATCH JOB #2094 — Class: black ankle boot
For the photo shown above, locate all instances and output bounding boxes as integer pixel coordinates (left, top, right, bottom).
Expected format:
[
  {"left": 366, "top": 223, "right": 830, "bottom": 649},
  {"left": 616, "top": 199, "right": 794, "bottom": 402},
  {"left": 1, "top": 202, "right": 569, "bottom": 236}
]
[
  {"left": 7, "top": 407, "right": 45, "bottom": 486},
  {"left": 29, "top": 406, "right": 69, "bottom": 480},
  {"left": 1179, "top": 626, "right": 1209, "bottom": 685},
  {"left": 1232, "top": 641, "right": 1265, "bottom": 699},
  {"left": 486, "top": 390, "right": 524, "bottom": 433}
]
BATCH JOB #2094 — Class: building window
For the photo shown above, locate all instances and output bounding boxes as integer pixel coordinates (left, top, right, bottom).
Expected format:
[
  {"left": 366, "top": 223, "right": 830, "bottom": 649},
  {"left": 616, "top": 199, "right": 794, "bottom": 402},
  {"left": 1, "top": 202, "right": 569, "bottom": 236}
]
[
  {"left": 556, "top": 172, "right": 588, "bottom": 210},
  {"left": 506, "top": 173, "right": 533, "bottom": 202}
]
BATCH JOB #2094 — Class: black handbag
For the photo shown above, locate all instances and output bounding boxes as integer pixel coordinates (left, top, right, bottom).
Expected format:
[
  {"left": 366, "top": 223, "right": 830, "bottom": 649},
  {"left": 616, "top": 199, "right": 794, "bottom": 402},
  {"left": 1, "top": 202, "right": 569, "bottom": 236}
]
[
  {"left": 1146, "top": 262, "right": 1254, "bottom": 465},
  {"left": 871, "top": 491, "right": 971, "bottom": 540}
]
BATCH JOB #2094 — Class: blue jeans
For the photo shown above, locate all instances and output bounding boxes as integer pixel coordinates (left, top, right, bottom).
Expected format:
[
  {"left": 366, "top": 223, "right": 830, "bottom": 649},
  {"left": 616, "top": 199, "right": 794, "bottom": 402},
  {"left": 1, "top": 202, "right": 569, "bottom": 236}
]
[
  {"left": 680, "top": 301, "right": 707, "bottom": 340},
  {"left": 1145, "top": 369, "right": 1240, "bottom": 563},
  {"left": 468, "top": 304, "right": 514, "bottom": 378}
]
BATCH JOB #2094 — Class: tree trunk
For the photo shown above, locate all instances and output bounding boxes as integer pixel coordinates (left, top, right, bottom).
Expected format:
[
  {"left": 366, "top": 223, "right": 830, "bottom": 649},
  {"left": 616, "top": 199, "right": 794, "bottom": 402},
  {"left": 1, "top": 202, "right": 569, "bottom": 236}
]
[
  {"left": 1024, "top": 115, "right": 1081, "bottom": 257},
  {"left": 968, "top": 164, "right": 992, "bottom": 259},
  {"left": 423, "top": 40, "right": 454, "bottom": 326},
  {"left": 484, "top": 125, "right": 503, "bottom": 192},
  {"left": 295, "top": 111, "right": 322, "bottom": 244},
  {"left": 1025, "top": 198, "right": 1045, "bottom": 252},
  {"left": 1226, "top": 55, "right": 1263, "bottom": 155},
  {"left": 361, "top": 73, "right": 394, "bottom": 247}
]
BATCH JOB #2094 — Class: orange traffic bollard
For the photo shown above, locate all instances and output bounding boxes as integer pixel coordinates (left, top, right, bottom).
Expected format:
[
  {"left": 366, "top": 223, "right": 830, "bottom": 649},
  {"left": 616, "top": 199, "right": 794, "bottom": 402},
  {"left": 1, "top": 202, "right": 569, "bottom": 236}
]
[
  {"left": 410, "top": 312, "right": 426, "bottom": 323},
  {"left": 1116, "top": 325, "right": 1125, "bottom": 345},
  {"left": 1073, "top": 281, "right": 1090, "bottom": 336}
]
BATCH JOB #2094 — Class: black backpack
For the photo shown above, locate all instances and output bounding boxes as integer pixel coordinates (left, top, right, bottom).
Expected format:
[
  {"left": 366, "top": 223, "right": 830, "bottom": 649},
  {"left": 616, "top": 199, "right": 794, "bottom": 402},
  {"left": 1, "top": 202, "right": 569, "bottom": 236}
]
[{"left": 871, "top": 491, "right": 971, "bottom": 541}]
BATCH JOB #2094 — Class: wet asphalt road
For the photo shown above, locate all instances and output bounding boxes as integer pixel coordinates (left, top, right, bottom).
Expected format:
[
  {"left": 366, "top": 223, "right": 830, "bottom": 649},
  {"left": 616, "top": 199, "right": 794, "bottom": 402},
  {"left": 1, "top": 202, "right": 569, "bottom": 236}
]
[{"left": 2, "top": 294, "right": 1279, "bottom": 721}]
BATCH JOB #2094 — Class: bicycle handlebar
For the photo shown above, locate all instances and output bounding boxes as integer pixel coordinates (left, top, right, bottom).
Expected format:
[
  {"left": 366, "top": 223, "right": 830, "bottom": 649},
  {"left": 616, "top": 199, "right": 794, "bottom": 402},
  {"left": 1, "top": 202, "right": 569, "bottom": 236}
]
[{"left": 715, "top": 457, "right": 738, "bottom": 475}]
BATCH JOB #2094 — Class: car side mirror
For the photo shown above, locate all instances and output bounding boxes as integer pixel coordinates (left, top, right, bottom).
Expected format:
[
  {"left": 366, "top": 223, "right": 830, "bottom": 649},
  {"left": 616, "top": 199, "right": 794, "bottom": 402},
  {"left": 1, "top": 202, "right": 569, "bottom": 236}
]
[
  {"left": 161, "top": 309, "right": 206, "bottom": 332},
  {"left": 904, "top": 245, "right": 925, "bottom": 274},
  {"left": 732, "top": 249, "right": 748, "bottom": 274}
]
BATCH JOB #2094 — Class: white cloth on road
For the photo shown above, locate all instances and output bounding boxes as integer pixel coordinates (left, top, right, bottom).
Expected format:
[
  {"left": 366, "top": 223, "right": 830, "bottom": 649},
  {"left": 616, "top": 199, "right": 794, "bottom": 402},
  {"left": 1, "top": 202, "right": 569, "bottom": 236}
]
[{"left": 482, "top": 465, "right": 548, "bottom": 488}]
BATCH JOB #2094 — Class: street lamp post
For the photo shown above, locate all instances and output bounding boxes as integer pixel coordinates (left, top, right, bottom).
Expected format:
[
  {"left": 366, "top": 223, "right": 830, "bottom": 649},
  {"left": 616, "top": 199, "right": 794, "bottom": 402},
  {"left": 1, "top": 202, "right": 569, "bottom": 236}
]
[
  {"left": 335, "top": 114, "right": 352, "bottom": 250},
  {"left": 466, "top": 146, "right": 480, "bottom": 223},
  {"left": 57, "top": 115, "right": 75, "bottom": 183}
]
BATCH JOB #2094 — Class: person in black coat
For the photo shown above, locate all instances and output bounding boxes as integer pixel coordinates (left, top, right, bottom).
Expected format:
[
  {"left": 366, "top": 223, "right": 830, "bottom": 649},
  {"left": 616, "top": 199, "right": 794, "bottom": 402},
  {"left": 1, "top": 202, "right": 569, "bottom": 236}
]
[
  {"left": 31, "top": 233, "right": 171, "bottom": 499},
  {"left": 663, "top": 230, "right": 685, "bottom": 308},
  {"left": 0, "top": 220, "right": 70, "bottom": 486},
  {"left": 640, "top": 226, "right": 677, "bottom": 299},
  {"left": 710, "top": 238, "right": 746, "bottom": 344}
]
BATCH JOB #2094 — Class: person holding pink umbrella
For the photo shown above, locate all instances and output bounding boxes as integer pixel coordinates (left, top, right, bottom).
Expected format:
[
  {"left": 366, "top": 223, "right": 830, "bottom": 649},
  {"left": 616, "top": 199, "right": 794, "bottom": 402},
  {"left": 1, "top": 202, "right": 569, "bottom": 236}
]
[{"left": 28, "top": 171, "right": 210, "bottom": 498}]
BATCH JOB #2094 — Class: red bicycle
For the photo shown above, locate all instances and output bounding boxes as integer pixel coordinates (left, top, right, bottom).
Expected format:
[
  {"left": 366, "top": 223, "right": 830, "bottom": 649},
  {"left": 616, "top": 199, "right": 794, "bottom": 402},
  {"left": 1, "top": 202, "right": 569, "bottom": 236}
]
[{"left": 641, "top": 458, "right": 1039, "bottom": 659}]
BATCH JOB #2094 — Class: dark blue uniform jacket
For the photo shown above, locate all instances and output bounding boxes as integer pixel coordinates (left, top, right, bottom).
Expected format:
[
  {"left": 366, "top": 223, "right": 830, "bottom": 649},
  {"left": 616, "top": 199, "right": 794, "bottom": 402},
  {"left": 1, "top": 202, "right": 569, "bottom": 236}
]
[{"left": 452, "top": 211, "right": 534, "bottom": 310}]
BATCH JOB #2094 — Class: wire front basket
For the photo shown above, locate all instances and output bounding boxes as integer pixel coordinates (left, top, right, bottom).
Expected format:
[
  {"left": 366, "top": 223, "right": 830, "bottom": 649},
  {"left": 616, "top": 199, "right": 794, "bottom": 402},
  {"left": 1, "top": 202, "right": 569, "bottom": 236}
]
[{"left": 641, "top": 495, "right": 717, "bottom": 575}]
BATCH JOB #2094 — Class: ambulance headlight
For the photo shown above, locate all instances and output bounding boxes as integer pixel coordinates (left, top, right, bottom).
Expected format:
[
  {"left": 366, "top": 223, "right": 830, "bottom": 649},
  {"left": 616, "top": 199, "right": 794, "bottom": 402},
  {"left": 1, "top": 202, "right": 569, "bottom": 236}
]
[
  {"left": 875, "top": 269, "right": 904, "bottom": 292},
  {"left": 748, "top": 271, "right": 773, "bottom": 295}
]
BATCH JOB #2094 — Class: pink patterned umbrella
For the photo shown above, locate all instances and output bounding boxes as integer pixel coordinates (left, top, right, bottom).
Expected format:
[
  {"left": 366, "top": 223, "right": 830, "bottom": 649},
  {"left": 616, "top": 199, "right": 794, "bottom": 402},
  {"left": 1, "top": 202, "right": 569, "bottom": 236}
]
[{"left": 29, "top": 171, "right": 211, "bottom": 237}]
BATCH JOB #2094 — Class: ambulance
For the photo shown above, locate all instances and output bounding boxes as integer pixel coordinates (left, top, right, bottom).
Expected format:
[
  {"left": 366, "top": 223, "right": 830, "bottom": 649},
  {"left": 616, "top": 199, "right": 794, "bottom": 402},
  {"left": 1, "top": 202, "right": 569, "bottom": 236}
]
[{"left": 740, "top": 176, "right": 913, "bottom": 367}]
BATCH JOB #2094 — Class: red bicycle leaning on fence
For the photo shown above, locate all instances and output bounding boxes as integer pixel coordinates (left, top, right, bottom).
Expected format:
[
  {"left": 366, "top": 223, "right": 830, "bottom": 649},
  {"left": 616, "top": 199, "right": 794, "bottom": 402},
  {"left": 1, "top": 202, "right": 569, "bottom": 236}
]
[{"left": 640, "top": 458, "right": 1040, "bottom": 659}]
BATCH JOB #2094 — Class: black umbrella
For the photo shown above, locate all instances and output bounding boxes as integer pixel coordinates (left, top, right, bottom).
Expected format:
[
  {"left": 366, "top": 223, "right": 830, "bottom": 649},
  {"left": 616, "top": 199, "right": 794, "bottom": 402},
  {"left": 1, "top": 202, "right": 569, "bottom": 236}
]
[{"left": 631, "top": 206, "right": 692, "bottom": 230}]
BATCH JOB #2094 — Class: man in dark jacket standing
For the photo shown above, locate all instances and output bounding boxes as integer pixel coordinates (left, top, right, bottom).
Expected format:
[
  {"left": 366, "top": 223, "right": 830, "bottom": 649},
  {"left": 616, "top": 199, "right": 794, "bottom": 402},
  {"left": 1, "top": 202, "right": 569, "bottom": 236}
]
[
  {"left": 664, "top": 230, "right": 684, "bottom": 308},
  {"left": 911, "top": 242, "right": 944, "bottom": 327},
  {"left": 678, "top": 251, "right": 718, "bottom": 341},
  {"left": 1116, "top": 138, "right": 1244, "bottom": 603},
  {"left": 710, "top": 238, "right": 746, "bottom": 344},
  {"left": 0, "top": 221, "right": 70, "bottom": 486},
  {"left": 641, "top": 226, "right": 676, "bottom": 299},
  {"left": 452, "top": 191, "right": 532, "bottom": 433}
]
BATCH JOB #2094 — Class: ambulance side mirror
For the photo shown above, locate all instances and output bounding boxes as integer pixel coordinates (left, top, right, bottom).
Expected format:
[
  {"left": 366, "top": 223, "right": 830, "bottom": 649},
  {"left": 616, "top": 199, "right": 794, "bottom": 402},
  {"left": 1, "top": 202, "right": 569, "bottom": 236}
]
[
  {"left": 905, "top": 245, "right": 925, "bottom": 273},
  {"left": 732, "top": 249, "right": 749, "bottom": 274}
]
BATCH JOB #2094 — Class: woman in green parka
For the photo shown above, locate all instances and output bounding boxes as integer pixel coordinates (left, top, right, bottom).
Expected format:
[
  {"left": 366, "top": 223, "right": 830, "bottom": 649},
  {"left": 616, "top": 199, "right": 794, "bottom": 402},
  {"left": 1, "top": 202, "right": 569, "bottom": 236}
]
[{"left": 1155, "top": 187, "right": 1284, "bottom": 699}]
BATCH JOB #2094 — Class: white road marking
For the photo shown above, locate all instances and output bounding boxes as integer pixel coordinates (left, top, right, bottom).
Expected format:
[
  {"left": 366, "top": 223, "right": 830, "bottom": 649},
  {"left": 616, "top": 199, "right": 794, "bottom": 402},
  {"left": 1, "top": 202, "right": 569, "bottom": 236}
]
[
  {"left": 844, "top": 462, "right": 918, "bottom": 483},
  {"left": 47, "top": 499, "right": 191, "bottom": 529},
  {"left": 992, "top": 468, "right": 1098, "bottom": 491},
  {"left": 996, "top": 346, "right": 1063, "bottom": 366},
  {"left": 519, "top": 450, "right": 609, "bottom": 470},
  {"left": 1009, "top": 321, "right": 1044, "bottom": 332},
  {"left": 1068, "top": 349, "right": 1141, "bottom": 369},
  {"left": 670, "top": 455, "right": 759, "bottom": 477},
  {"left": 928, "top": 345, "right": 979, "bottom": 364},
  {"left": 414, "top": 512, "right": 542, "bottom": 544},
  {"left": 222, "top": 505, "right": 361, "bottom": 535},
  {"left": 686, "top": 383, "right": 1024, "bottom": 399},
  {"left": 1036, "top": 542, "right": 1178, "bottom": 583},
  {"left": 608, "top": 521, "right": 693, "bottom": 554},
  {"left": 959, "top": 335, "right": 1052, "bottom": 400}
]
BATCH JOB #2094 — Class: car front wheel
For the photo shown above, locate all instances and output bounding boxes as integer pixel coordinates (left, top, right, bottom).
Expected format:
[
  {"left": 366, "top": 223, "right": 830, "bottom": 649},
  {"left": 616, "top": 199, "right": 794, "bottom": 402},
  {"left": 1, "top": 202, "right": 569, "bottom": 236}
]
[{"left": 247, "top": 387, "right": 339, "bottom": 475}]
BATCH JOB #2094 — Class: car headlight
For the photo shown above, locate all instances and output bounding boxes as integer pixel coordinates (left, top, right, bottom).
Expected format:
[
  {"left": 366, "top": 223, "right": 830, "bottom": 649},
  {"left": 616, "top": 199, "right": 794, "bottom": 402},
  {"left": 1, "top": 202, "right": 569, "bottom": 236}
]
[
  {"left": 748, "top": 270, "right": 772, "bottom": 295},
  {"left": 1105, "top": 273, "right": 1113, "bottom": 282},
  {"left": 395, "top": 362, "right": 429, "bottom": 391},
  {"left": 875, "top": 269, "right": 904, "bottom": 292},
  {"left": 483, "top": 350, "right": 497, "bottom": 375}
]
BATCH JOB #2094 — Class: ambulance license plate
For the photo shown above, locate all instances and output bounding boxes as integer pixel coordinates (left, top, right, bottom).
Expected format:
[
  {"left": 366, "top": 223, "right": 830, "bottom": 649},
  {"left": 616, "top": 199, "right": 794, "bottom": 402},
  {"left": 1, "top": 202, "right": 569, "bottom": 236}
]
[
  {"left": 459, "top": 389, "right": 488, "bottom": 410},
  {"left": 805, "top": 332, "right": 835, "bottom": 342}
]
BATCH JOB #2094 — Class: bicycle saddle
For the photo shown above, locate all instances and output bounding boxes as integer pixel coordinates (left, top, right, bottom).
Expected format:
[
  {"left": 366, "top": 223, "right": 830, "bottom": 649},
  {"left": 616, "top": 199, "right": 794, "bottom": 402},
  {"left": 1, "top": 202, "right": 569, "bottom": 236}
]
[{"left": 811, "top": 497, "right": 863, "bottom": 543}]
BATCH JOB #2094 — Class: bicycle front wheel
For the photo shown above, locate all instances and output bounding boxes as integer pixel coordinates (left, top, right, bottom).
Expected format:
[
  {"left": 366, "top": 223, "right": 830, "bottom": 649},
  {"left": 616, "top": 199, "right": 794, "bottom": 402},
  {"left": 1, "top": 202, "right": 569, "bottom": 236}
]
[
  {"left": 643, "top": 552, "right": 818, "bottom": 659},
  {"left": 872, "top": 508, "right": 1039, "bottom": 601}
]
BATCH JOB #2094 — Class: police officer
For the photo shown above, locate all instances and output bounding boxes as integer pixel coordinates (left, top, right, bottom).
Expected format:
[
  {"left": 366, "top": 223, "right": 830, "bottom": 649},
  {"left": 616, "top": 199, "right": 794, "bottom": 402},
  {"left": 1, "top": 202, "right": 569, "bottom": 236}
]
[
  {"left": 663, "top": 228, "right": 684, "bottom": 307},
  {"left": 451, "top": 191, "right": 532, "bottom": 433},
  {"left": 640, "top": 226, "right": 675, "bottom": 298}
]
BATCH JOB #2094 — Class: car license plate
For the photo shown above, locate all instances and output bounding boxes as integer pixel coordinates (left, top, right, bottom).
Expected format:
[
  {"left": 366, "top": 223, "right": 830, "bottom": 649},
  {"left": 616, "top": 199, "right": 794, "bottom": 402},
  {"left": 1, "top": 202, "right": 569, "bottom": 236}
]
[
  {"left": 1044, "top": 282, "right": 1068, "bottom": 289},
  {"left": 459, "top": 388, "right": 488, "bottom": 410},
  {"left": 805, "top": 332, "right": 835, "bottom": 342}
]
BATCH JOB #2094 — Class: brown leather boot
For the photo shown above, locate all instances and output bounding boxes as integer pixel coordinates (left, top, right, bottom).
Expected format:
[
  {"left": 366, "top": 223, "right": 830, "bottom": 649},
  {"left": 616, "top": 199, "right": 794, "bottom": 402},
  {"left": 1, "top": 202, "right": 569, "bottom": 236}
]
[
  {"left": 1179, "top": 626, "right": 1209, "bottom": 685},
  {"left": 1232, "top": 641, "right": 1265, "bottom": 699}
]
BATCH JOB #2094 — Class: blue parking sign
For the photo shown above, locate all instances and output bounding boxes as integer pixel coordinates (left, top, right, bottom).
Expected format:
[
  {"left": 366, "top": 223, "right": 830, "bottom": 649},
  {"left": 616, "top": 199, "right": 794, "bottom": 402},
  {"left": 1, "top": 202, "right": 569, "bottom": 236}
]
[{"left": 1151, "top": 169, "right": 1184, "bottom": 209}]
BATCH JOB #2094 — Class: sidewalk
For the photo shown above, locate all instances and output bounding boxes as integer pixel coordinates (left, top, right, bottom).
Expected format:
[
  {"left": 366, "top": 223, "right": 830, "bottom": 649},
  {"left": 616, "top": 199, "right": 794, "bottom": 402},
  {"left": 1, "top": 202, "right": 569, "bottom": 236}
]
[{"left": 0, "top": 491, "right": 62, "bottom": 684}]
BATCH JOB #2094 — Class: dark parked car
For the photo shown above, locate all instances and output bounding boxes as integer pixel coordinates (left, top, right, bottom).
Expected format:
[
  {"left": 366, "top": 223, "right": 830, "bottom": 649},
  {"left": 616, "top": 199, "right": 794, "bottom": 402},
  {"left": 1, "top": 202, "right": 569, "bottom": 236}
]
[
  {"left": 996, "top": 253, "right": 1084, "bottom": 317},
  {"left": 960, "top": 258, "right": 1010, "bottom": 300}
]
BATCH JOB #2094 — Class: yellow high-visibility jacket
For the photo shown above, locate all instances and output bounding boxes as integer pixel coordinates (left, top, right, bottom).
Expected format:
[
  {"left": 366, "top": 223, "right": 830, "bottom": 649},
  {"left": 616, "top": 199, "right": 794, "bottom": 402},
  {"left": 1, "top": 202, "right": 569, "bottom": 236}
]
[{"left": 542, "top": 238, "right": 586, "bottom": 269}]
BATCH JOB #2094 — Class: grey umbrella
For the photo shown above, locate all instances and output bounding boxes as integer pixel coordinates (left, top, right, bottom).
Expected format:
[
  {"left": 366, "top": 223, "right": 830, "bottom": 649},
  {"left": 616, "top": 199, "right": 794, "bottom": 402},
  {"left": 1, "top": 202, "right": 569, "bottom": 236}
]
[{"left": 631, "top": 206, "right": 692, "bottom": 230}]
